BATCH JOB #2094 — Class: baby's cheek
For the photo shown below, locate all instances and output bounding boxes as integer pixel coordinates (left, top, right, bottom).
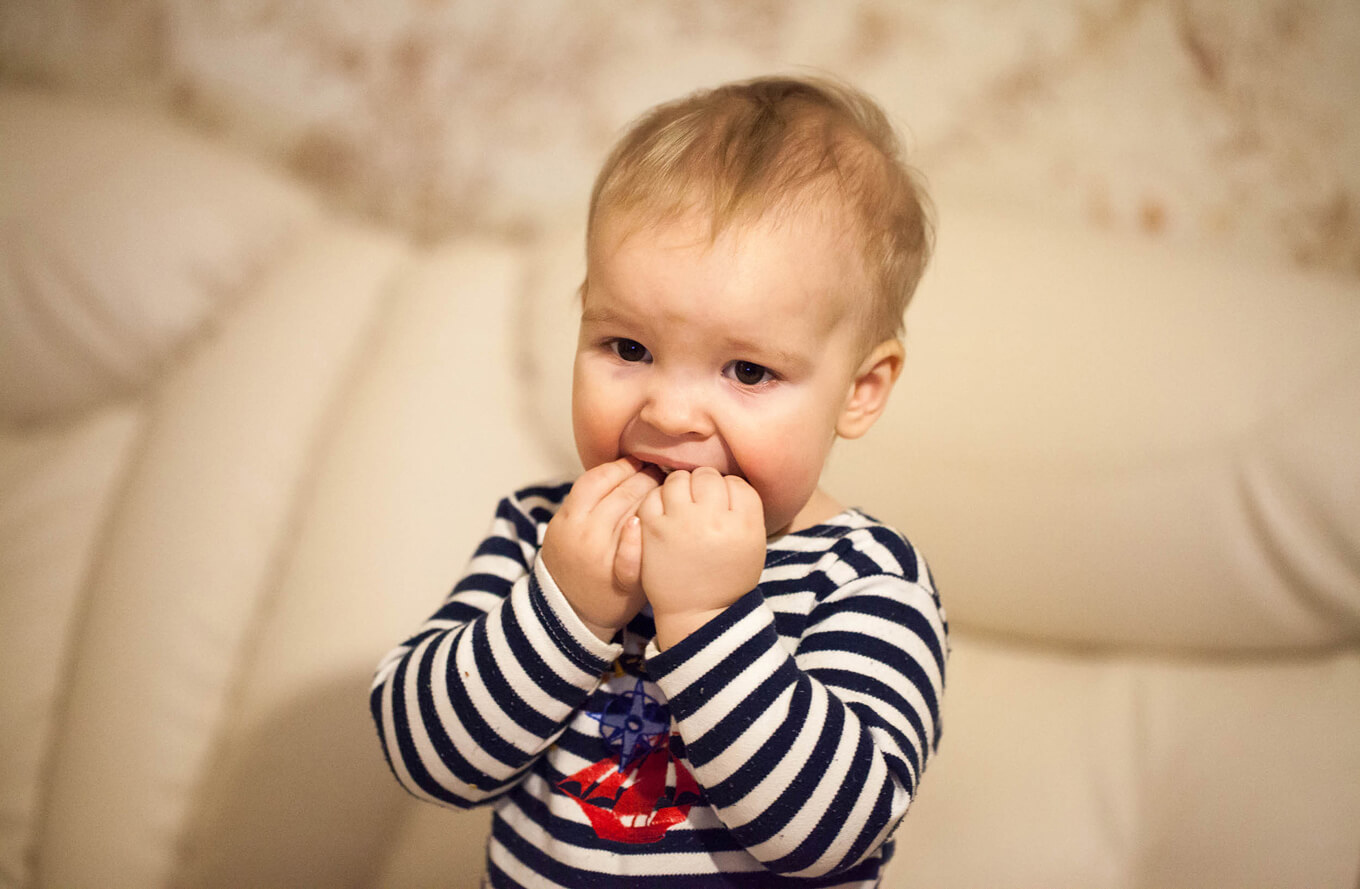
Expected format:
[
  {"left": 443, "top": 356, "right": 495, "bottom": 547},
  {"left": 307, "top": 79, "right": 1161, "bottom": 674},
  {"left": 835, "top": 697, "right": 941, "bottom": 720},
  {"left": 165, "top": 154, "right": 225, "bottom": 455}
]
[
  {"left": 572, "top": 397, "right": 623, "bottom": 469},
  {"left": 740, "top": 446, "right": 820, "bottom": 524},
  {"left": 579, "top": 426, "right": 622, "bottom": 470}
]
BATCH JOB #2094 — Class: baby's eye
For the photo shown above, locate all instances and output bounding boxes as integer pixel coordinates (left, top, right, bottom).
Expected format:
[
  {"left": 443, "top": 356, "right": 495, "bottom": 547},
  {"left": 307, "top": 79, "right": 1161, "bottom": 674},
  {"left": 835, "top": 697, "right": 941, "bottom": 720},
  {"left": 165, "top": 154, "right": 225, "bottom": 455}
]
[
  {"left": 727, "top": 360, "right": 774, "bottom": 387},
  {"left": 609, "top": 338, "right": 651, "bottom": 363}
]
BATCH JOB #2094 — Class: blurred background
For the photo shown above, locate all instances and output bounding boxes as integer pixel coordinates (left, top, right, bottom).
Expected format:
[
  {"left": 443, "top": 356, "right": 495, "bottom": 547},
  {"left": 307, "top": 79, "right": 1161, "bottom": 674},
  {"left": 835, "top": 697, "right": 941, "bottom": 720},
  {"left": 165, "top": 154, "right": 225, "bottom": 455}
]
[
  {"left": 4, "top": 0, "right": 1358, "bottom": 270},
  {"left": 2, "top": 2, "right": 1358, "bottom": 888}
]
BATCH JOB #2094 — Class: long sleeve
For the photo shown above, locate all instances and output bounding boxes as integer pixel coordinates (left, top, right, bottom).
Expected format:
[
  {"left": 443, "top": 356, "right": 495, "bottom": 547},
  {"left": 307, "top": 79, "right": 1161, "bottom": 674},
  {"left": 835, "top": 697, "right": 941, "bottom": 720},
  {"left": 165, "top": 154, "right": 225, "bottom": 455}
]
[
  {"left": 645, "top": 522, "right": 947, "bottom": 879},
  {"left": 370, "top": 487, "right": 621, "bottom": 808}
]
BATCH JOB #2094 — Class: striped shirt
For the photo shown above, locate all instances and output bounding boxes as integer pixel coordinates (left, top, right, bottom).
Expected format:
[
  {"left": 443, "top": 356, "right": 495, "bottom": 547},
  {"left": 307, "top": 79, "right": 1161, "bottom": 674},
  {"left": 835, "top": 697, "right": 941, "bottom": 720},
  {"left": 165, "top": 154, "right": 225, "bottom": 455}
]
[{"left": 371, "top": 482, "right": 948, "bottom": 888}]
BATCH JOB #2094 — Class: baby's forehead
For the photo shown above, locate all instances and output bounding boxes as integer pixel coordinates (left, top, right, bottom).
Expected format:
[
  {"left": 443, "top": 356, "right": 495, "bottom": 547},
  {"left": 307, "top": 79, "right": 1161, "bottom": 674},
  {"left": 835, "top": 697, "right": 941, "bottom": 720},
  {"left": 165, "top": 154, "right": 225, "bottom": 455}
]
[
  {"left": 594, "top": 183, "right": 857, "bottom": 240},
  {"left": 587, "top": 204, "right": 877, "bottom": 343},
  {"left": 591, "top": 200, "right": 866, "bottom": 280}
]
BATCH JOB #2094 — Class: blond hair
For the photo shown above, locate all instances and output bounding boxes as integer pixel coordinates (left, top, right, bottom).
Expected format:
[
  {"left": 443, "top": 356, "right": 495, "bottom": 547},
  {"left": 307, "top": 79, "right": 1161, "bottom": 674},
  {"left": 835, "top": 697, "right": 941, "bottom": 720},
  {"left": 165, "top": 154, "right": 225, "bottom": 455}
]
[{"left": 587, "top": 75, "right": 934, "bottom": 342}]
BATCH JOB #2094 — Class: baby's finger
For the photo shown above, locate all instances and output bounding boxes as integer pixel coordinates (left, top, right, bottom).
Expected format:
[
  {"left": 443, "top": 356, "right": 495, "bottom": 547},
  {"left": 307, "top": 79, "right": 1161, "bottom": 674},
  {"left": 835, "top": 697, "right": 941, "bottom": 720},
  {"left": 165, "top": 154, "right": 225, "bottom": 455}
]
[
  {"left": 567, "top": 456, "right": 645, "bottom": 510},
  {"left": 726, "top": 474, "right": 764, "bottom": 517},
  {"left": 613, "top": 516, "right": 643, "bottom": 596},
  {"left": 638, "top": 485, "right": 665, "bottom": 521},
  {"left": 599, "top": 464, "right": 663, "bottom": 527},
  {"left": 659, "top": 468, "right": 694, "bottom": 510},
  {"left": 689, "top": 466, "right": 728, "bottom": 507}
]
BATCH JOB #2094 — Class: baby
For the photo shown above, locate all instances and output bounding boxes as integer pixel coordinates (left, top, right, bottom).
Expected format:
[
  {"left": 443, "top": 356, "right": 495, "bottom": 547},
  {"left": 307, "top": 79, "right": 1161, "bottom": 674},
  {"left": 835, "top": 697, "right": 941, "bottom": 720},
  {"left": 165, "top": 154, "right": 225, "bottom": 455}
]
[{"left": 372, "top": 75, "right": 948, "bottom": 888}]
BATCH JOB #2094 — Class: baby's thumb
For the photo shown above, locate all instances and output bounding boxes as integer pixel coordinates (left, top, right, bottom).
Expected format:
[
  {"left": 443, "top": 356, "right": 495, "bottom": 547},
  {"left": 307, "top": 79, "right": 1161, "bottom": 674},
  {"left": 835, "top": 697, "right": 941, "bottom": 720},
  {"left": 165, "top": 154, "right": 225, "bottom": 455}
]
[{"left": 613, "top": 515, "right": 643, "bottom": 595}]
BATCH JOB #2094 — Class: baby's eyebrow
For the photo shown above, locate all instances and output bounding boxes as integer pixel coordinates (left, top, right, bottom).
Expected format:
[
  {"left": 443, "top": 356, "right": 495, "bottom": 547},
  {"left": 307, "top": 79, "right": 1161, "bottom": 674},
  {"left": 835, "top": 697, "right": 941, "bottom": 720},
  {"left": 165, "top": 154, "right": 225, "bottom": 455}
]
[{"left": 579, "top": 304, "right": 632, "bottom": 327}]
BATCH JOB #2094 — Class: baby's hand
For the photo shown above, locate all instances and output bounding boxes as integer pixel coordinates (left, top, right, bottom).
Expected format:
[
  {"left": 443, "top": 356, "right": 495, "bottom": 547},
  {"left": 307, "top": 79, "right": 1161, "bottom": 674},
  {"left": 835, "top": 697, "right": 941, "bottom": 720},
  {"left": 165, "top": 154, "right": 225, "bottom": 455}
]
[
  {"left": 639, "top": 468, "right": 766, "bottom": 649},
  {"left": 541, "top": 457, "right": 661, "bottom": 642}
]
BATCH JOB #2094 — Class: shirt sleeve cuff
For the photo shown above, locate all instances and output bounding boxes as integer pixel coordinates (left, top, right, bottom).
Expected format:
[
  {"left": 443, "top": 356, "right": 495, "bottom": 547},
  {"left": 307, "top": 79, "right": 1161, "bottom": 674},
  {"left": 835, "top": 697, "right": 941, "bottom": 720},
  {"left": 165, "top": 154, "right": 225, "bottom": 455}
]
[{"left": 528, "top": 553, "right": 622, "bottom": 673}]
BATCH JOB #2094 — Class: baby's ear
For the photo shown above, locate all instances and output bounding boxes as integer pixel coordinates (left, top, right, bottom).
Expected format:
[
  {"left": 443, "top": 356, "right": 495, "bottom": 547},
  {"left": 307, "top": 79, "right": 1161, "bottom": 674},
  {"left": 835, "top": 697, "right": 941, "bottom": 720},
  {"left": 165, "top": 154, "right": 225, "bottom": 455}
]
[{"left": 836, "top": 338, "right": 905, "bottom": 439}]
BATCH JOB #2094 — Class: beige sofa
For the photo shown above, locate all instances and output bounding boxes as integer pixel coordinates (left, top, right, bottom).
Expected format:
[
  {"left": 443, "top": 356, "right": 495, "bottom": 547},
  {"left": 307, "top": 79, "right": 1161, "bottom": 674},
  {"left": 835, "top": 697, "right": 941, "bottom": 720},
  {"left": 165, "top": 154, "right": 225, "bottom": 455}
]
[{"left": 2, "top": 87, "right": 1357, "bottom": 889}]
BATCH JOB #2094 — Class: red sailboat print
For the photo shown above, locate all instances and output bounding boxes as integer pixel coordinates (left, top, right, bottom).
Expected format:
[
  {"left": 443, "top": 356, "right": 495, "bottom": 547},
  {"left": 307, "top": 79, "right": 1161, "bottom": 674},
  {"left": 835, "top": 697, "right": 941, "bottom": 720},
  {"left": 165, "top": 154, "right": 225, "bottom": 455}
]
[{"left": 556, "top": 676, "right": 704, "bottom": 844}]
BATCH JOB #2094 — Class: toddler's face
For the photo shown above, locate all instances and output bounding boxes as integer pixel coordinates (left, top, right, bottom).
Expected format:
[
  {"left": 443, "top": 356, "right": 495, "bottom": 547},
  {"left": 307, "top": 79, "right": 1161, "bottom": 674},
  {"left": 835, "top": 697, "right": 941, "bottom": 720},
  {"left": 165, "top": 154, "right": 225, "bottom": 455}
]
[{"left": 572, "top": 208, "right": 871, "bottom": 537}]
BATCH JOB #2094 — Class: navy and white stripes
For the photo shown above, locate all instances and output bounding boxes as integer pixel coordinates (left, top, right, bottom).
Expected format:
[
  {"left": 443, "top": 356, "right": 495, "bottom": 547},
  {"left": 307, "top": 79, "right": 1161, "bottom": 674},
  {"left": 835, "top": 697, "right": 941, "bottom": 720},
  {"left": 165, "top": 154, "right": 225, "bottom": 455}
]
[{"left": 372, "top": 483, "right": 947, "bottom": 887}]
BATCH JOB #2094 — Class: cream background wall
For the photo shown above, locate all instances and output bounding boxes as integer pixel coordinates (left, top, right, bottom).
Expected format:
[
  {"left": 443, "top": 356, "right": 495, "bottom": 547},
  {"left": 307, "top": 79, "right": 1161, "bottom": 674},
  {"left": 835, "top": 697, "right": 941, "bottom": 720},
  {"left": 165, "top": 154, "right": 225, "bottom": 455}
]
[{"left": 3, "top": 0, "right": 1358, "bottom": 279}]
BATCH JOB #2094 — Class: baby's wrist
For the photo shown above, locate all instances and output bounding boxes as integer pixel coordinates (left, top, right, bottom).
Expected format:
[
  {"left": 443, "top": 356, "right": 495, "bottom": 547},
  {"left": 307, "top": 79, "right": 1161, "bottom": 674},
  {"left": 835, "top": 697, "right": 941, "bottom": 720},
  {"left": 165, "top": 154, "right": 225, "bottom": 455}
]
[
  {"left": 651, "top": 606, "right": 727, "bottom": 651},
  {"left": 556, "top": 581, "right": 628, "bottom": 643},
  {"left": 533, "top": 550, "right": 629, "bottom": 652},
  {"left": 578, "top": 614, "right": 623, "bottom": 644}
]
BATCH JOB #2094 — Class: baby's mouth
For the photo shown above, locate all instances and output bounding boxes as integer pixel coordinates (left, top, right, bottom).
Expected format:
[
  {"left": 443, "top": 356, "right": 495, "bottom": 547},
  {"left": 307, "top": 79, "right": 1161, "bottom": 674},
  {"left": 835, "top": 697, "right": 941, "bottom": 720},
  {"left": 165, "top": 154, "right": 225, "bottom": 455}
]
[
  {"left": 639, "top": 460, "right": 677, "bottom": 478},
  {"left": 632, "top": 454, "right": 741, "bottom": 480},
  {"left": 630, "top": 453, "right": 696, "bottom": 477}
]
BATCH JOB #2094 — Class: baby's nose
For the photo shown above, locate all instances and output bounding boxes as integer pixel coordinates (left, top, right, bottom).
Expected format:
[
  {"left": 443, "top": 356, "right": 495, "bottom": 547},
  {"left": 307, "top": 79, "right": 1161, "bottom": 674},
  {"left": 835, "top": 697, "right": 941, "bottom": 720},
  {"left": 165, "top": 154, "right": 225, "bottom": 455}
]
[{"left": 639, "top": 382, "right": 713, "bottom": 438}]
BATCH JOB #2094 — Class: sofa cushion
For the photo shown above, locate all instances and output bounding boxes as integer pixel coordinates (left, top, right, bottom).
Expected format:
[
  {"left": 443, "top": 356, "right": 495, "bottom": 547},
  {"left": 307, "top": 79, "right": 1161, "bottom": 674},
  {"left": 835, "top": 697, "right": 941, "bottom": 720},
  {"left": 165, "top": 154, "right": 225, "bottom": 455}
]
[
  {"left": 0, "top": 407, "right": 144, "bottom": 886},
  {"left": 0, "top": 88, "right": 318, "bottom": 427},
  {"left": 889, "top": 630, "right": 1360, "bottom": 888},
  {"left": 32, "top": 220, "right": 407, "bottom": 889}
]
